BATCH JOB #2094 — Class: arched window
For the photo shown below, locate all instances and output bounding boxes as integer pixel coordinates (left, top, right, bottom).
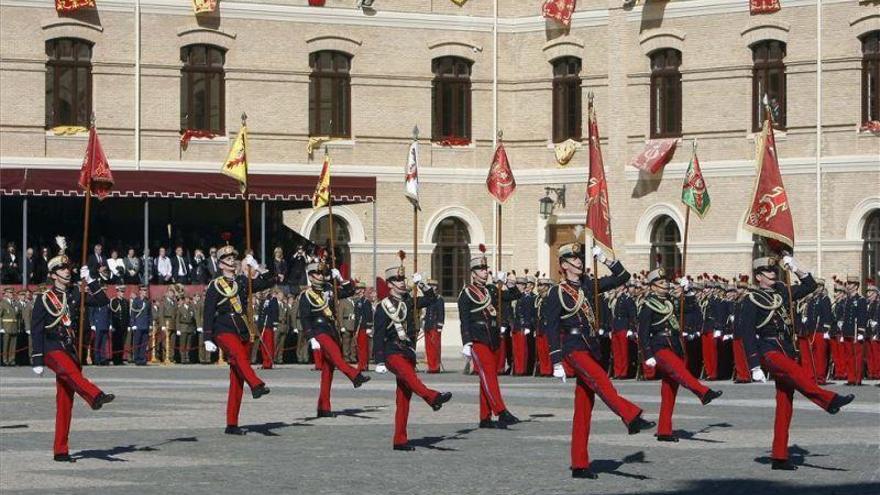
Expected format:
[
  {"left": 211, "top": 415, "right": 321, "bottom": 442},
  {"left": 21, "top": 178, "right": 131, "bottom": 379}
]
[
  {"left": 180, "top": 44, "right": 226, "bottom": 133},
  {"left": 649, "top": 215, "right": 681, "bottom": 275},
  {"left": 650, "top": 48, "right": 682, "bottom": 138},
  {"left": 45, "top": 38, "right": 93, "bottom": 128},
  {"left": 752, "top": 40, "right": 786, "bottom": 131},
  {"left": 432, "top": 56, "right": 472, "bottom": 142},
  {"left": 431, "top": 217, "right": 471, "bottom": 298},
  {"left": 863, "top": 210, "right": 880, "bottom": 284},
  {"left": 309, "top": 215, "right": 351, "bottom": 277},
  {"left": 552, "top": 56, "right": 582, "bottom": 143},
  {"left": 862, "top": 31, "right": 880, "bottom": 124},
  {"left": 309, "top": 51, "right": 351, "bottom": 138}
]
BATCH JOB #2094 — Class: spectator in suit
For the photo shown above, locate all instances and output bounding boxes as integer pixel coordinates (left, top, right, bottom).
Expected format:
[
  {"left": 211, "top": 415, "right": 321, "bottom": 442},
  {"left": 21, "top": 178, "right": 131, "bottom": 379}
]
[
  {"left": 24, "top": 247, "right": 36, "bottom": 285},
  {"left": 123, "top": 248, "right": 142, "bottom": 284},
  {"left": 171, "top": 246, "right": 192, "bottom": 285},
  {"left": 206, "top": 247, "right": 221, "bottom": 280},
  {"left": 2, "top": 242, "right": 21, "bottom": 284},
  {"left": 288, "top": 245, "right": 307, "bottom": 287},
  {"left": 271, "top": 247, "right": 288, "bottom": 287},
  {"left": 191, "top": 249, "right": 210, "bottom": 284},
  {"left": 107, "top": 250, "right": 125, "bottom": 285},
  {"left": 33, "top": 247, "right": 49, "bottom": 285},
  {"left": 156, "top": 247, "right": 172, "bottom": 285},
  {"left": 87, "top": 244, "right": 106, "bottom": 277}
]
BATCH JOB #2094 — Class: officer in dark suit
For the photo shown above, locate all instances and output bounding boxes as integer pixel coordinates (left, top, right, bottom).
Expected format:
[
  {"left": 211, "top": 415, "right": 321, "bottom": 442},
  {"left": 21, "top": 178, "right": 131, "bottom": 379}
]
[
  {"left": 638, "top": 268, "right": 722, "bottom": 443},
  {"left": 86, "top": 244, "right": 106, "bottom": 278},
  {"left": 353, "top": 282, "right": 374, "bottom": 371},
  {"left": 170, "top": 246, "right": 192, "bottom": 285},
  {"left": 798, "top": 279, "right": 833, "bottom": 384},
  {"left": 89, "top": 286, "right": 112, "bottom": 366},
  {"left": 512, "top": 276, "right": 534, "bottom": 376},
  {"left": 109, "top": 285, "right": 130, "bottom": 365},
  {"left": 836, "top": 275, "right": 868, "bottom": 385},
  {"left": 259, "top": 290, "right": 279, "bottom": 369},
  {"left": 610, "top": 286, "right": 636, "bottom": 378},
  {"left": 373, "top": 261, "right": 451, "bottom": 450},
  {"left": 738, "top": 256, "right": 853, "bottom": 470},
  {"left": 130, "top": 286, "right": 152, "bottom": 366},
  {"left": 299, "top": 260, "right": 370, "bottom": 417},
  {"left": 422, "top": 280, "right": 445, "bottom": 373},
  {"left": 30, "top": 256, "right": 115, "bottom": 461}
]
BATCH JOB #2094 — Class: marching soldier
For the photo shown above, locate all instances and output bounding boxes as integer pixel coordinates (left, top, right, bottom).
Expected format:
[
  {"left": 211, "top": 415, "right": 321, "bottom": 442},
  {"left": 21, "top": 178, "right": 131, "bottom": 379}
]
[
  {"left": 542, "top": 243, "right": 654, "bottom": 479},
  {"left": 739, "top": 256, "right": 853, "bottom": 470},
  {"left": 176, "top": 294, "right": 197, "bottom": 364},
  {"left": 109, "top": 285, "right": 129, "bottom": 365},
  {"left": 457, "top": 245, "right": 522, "bottom": 428},
  {"left": 1, "top": 287, "right": 21, "bottom": 365},
  {"left": 533, "top": 277, "right": 553, "bottom": 377},
  {"left": 275, "top": 289, "right": 290, "bottom": 365},
  {"left": 202, "top": 246, "right": 273, "bottom": 435},
  {"left": 373, "top": 260, "right": 452, "bottom": 450},
  {"left": 299, "top": 260, "right": 370, "bottom": 417},
  {"left": 159, "top": 288, "right": 177, "bottom": 363},
  {"left": 259, "top": 289, "right": 279, "bottom": 369},
  {"left": 30, "top": 256, "right": 115, "bottom": 461},
  {"left": 353, "top": 282, "right": 374, "bottom": 371},
  {"left": 130, "top": 286, "right": 152, "bottom": 366},
  {"left": 836, "top": 275, "right": 868, "bottom": 386},
  {"left": 638, "top": 269, "right": 722, "bottom": 442}
]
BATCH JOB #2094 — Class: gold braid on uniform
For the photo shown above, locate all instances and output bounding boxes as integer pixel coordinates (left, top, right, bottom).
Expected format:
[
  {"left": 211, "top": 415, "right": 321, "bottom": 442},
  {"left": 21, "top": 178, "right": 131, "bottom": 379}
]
[
  {"left": 41, "top": 290, "right": 68, "bottom": 329},
  {"left": 304, "top": 288, "right": 333, "bottom": 318},
  {"left": 463, "top": 285, "right": 494, "bottom": 315},
  {"left": 748, "top": 290, "right": 786, "bottom": 328},
  {"left": 381, "top": 298, "right": 407, "bottom": 323},
  {"left": 558, "top": 283, "right": 597, "bottom": 329},
  {"left": 645, "top": 296, "right": 678, "bottom": 331}
]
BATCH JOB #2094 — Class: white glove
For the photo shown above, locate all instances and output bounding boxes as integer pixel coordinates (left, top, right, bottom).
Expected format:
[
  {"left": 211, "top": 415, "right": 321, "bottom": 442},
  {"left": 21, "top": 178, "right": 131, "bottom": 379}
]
[
  {"left": 713, "top": 330, "right": 722, "bottom": 338},
  {"left": 293, "top": 328, "right": 300, "bottom": 334},
  {"left": 375, "top": 363, "right": 387, "bottom": 374},
  {"left": 461, "top": 343, "right": 473, "bottom": 358},
  {"left": 500, "top": 326, "right": 508, "bottom": 334},
  {"left": 244, "top": 254, "right": 259, "bottom": 270},
  {"left": 412, "top": 273, "right": 423, "bottom": 284},
  {"left": 176, "top": 330, "right": 181, "bottom": 336},
  {"left": 331, "top": 268, "right": 342, "bottom": 281},
  {"left": 722, "top": 334, "right": 733, "bottom": 341},
  {"left": 204, "top": 341, "right": 218, "bottom": 353},
  {"left": 161, "top": 326, "right": 167, "bottom": 331},
  {"left": 644, "top": 357, "right": 657, "bottom": 367},
  {"left": 495, "top": 272, "right": 507, "bottom": 283},
  {"left": 310, "top": 338, "right": 321, "bottom": 350},
  {"left": 366, "top": 329, "right": 374, "bottom": 337},
  {"left": 678, "top": 278, "right": 690, "bottom": 291},
  {"left": 837, "top": 321, "right": 843, "bottom": 329},
  {"left": 0, "top": 329, "right": 5, "bottom": 334},
  {"left": 686, "top": 333, "right": 695, "bottom": 341},
  {"left": 91, "top": 326, "right": 96, "bottom": 331},
  {"left": 552, "top": 363, "right": 567, "bottom": 383},
  {"left": 626, "top": 330, "right": 634, "bottom": 338},
  {"left": 80, "top": 266, "right": 93, "bottom": 283},
  {"left": 598, "top": 329, "right": 605, "bottom": 336},
  {"left": 32, "top": 366, "right": 44, "bottom": 376},
  {"left": 591, "top": 246, "right": 607, "bottom": 264},
  {"left": 857, "top": 334, "right": 865, "bottom": 342},
  {"left": 197, "top": 327, "right": 203, "bottom": 333},
  {"left": 524, "top": 329, "right": 531, "bottom": 336},
  {"left": 26, "top": 330, "right": 31, "bottom": 335},
  {"left": 781, "top": 255, "right": 798, "bottom": 272},
  {"left": 751, "top": 366, "right": 767, "bottom": 383},
  {"left": 823, "top": 332, "right": 830, "bottom": 339}
]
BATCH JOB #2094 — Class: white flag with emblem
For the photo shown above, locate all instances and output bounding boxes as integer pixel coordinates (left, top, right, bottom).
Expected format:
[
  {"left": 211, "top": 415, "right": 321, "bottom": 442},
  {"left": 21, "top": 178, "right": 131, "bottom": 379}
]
[{"left": 404, "top": 140, "right": 420, "bottom": 210}]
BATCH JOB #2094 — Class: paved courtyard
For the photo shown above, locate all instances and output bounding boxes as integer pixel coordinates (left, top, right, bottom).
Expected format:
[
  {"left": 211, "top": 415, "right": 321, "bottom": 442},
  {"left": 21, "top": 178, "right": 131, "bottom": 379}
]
[{"left": 1, "top": 359, "right": 878, "bottom": 495}]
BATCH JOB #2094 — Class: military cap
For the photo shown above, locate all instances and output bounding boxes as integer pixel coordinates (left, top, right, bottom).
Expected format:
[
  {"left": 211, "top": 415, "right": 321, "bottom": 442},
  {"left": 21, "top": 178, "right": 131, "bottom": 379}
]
[
  {"left": 815, "top": 278, "right": 825, "bottom": 286},
  {"left": 385, "top": 264, "right": 405, "bottom": 281},
  {"left": 558, "top": 243, "right": 582, "bottom": 260},
  {"left": 646, "top": 268, "right": 666, "bottom": 284},
  {"left": 845, "top": 275, "right": 860, "bottom": 284},
  {"left": 427, "top": 279, "right": 439, "bottom": 286},
  {"left": 47, "top": 255, "right": 71, "bottom": 272},
  {"left": 116, "top": 285, "right": 126, "bottom": 291},
  {"left": 356, "top": 281, "right": 367, "bottom": 289},
  {"left": 217, "top": 245, "right": 238, "bottom": 259},
  {"left": 753, "top": 257, "right": 777, "bottom": 272},
  {"left": 306, "top": 261, "right": 324, "bottom": 274},
  {"left": 537, "top": 278, "right": 553, "bottom": 285},
  {"left": 515, "top": 276, "right": 527, "bottom": 285},
  {"left": 866, "top": 279, "right": 877, "bottom": 293},
  {"left": 3, "top": 287, "right": 13, "bottom": 294}
]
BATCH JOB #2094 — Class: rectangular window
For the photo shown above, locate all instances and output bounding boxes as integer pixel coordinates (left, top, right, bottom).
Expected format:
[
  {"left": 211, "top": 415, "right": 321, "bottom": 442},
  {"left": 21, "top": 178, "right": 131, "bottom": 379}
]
[
  {"left": 432, "top": 57, "right": 472, "bottom": 142},
  {"left": 180, "top": 45, "right": 226, "bottom": 134},
  {"left": 649, "top": 49, "right": 682, "bottom": 139},
  {"left": 45, "top": 38, "right": 92, "bottom": 128},
  {"left": 752, "top": 41, "right": 787, "bottom": 131},
  {"left": 309, "top": 51, "right": 352, "bottom": 138}
]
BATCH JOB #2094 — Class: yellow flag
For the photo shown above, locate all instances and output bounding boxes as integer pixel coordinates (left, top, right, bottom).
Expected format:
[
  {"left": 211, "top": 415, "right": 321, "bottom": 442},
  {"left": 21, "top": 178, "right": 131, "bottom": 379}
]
[
  {"left": 222, "top": 124, "right": 248, "bottom": 193},
  {"left": 312, "top": 154, "right": 331, "bottom": 209}
]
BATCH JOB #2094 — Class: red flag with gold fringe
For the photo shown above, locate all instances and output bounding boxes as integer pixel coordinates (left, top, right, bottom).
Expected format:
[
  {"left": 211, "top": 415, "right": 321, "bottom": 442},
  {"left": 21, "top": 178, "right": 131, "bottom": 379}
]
[
  {"left": 750, "top": 0, "right": 781, "bottom": 15},
  {"left": 486, "top": 143, "right": 517, "bottom": 204},
  {"left": 55, "top": 0, "right": 94, "bottom": 13},
  {"left": 585, "top": 99, "right": 614, "bottom": 254},
  {"left": 78, "top": 125, "right": 114, "bottom": 200},
  {"left": 743, "top": 117, "right": 794, "bottom": 249}
]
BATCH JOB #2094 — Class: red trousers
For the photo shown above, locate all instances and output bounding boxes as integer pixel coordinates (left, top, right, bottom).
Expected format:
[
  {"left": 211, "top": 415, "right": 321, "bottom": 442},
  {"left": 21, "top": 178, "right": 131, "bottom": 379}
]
[
  {"left": 469, "top": 342, "right": 508, "bottom": 420},
  {"left": 386, "top": 354, "right": 440, "bottom": 446},
  {"left": 495, "top": 335, "right": 509, "bottom": 374},
  {"left": 868, "top": 339, "right": 880, "bottom": 379},
  {"left": 797, "top": 335, "right": 827, "bottom": 384},
  {"left": 566, "top": 351, "right": 642, "bottom": 470},
  {"left": 842, "top": 339, "right": 864, "bottom": 385},
  {"left": 653, "top": 349, "right": 710, "bottom": 436},
  {"left": 611, "top": 331, "right": 630, "bottom": 378},
  {"left": 830, "top": 338, "right": 847, "bottom": 379},
  {"left": 45, "top": 350, "right": 103, "bottom": 455},
  {"left": 356, "top": 328, "right": 371, "bottom": 371},
  {"left": 535, "top": 334, "right": 552, "bottom": 376},
  {"left": 215, "top": 333, "right": 265, "bottom": 427},
  {"left": 701, "top": 333, "right": 719, "bottom": 379},
  {"left": 761, "top": 350, "right": 836, "bottom": 461},
  {"left": 511, "top": 331, "right": 528, "bottom": 375},
  {"left": 315, "top": 333, "right": 361, "bottom": 412},
  {"left": 260, "top": 328, "right": 275, "bottom": 369},
  {"left": 424, "top": 329, "right": 442, "bottom": 373},
  {"left": 733, "top": 338, "right": 751, "bottom": 382}
]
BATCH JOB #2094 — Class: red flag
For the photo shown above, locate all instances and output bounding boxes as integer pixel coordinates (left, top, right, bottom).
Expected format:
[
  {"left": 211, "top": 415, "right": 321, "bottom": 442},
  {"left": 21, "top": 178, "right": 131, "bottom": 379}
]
[
  {"left": 744, "top": 118, "right": 794, "bottom": 249},
  {"left": 750, "top": 0, "right": 780, "bottom": 15},
  {"left": 55, "top": 0, "right": 95, "bottom": 13},
  {"left": 543, "top": 0, "right": 576, "bottom": 27},
  {"left": 486, "top": 143, "right": 517, "bottom": 203},
  {"left": 78, "top": 126, "right": 114, "bottom": 200},
  {"left": 585, "top": 100, "right": 613, "bottom": 254},
  {"left": 628, "top": 138, "right": 679, "bottom": 174}
]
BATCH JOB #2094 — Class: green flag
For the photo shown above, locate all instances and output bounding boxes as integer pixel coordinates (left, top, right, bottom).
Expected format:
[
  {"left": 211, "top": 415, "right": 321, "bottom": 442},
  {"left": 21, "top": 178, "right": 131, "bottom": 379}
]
[{"left": 681, "top": 144, "right": 710, "bottom": 219}]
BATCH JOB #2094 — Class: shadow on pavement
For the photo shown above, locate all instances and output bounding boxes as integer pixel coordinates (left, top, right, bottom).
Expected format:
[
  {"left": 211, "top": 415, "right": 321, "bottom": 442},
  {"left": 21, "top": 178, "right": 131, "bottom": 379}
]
[
  {"left": 243, "top": 421, "right": 314, "bottom": 436},
  {"left": 591, "top": 451, "right": 652, "bottom": 480},
  {"left": 408, "top": 428, "right": 477, "bottom": 452},
  {"left": 0, "top": 424, "right": 28, "bottom": 429},
  {"left": 301, "top": 405, "right": 388, "bottom": 421},
  {"left": 636, "top": 480, "right": 877, "bottom": 495},
  {"left": 753, "top": 444, "right": 849, "bottom": 472},
  {"left": 674, "top": 422, "right": 733, "bottom": 443},
  {"left": 72, "top": 437, "right": 198, "bottom": 462}
]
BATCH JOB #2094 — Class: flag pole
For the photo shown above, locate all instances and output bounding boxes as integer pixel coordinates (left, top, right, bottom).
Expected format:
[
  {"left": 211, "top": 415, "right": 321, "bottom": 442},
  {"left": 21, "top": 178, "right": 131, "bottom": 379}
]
[
  {"left": 76, "top": 114, "right": 97, "bottom": 362},
  {"left": 411, "top": 126, "right": 420, "bottom": 337},
  {"left": 241, "top": 112, "right": 256, "bottom": 342},
  {"left": 495, "top": 129, "right": 504, "bottom": 331},
  {"left": 678, "top": 139, "right": 696, "bottom": 350},
  {"left": 325, "top": 146, "right": 342, "bottom": 339},
  {"left": 587, "top": 93, "right": 601, "bottom": 335}
]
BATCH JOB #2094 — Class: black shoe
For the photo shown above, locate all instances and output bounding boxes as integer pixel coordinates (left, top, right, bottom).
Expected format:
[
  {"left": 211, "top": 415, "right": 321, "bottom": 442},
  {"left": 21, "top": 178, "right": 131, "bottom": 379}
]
[
  {"left": 627, "top": 415, "right": 656, "bottom": 435},
  {"left": 53, "top": 453, "right": 76, "bottom": 463},
  {"left": 224, "top": 426, "right": 246, "bottom": 436},
  {"left": 656, "top": 434, "right": 679, "bottom": 442},
  {"left": 91, "top": 393, "right": 115, "bottom": 411},
  {"left": 701, "top": 389, "right": 723, "bottom": 405},
  {"left": 771, "top": 459, "right": 798, "bottom": 471},
  {"left": 571, "top": 468, "right": 597, "bottom": 479},
  {"left": 393, "top": 444, "right": 415, "bottom": 451},
  {"left": 479, "top": 419, "right": 499, "bottom": 429},
  {"left": 352, "top": 373, "right": 371, "bottom": 388},
  {"left": 497, "top": 410, "right": 521, "bottom": 426},
  {"left": 317, "top": 410, "right": 336, "bottom": 418},
  {"left": 828, "top": 394, "right": 855, "bottom": 414},
  {"left": 430, "top": 392, "right": 452, "bottom": 411},
  {"left": 251, "top": 384, "right": 271, "bottom": 399}
]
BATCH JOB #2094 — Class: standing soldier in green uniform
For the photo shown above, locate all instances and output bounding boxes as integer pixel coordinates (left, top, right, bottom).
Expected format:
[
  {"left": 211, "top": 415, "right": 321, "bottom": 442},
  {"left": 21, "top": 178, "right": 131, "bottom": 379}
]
[
  {"left": 275, "top": 289, "right": 290, "bottom": 365},
  {"left": 160, "top": 288, "right": 178, "bottom": 364},
  {"left": 176, "top": 294, "right": 197, "bottom": 364},
  {"left": 1, "top": 287, "right": 21, "bottom": 365},
  {"left": 23, "top": 290, "right": 35, "bottom": 365}
]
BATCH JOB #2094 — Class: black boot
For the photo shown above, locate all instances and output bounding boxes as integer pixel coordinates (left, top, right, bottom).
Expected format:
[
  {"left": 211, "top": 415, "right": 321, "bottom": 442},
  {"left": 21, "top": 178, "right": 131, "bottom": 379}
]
[
  {"left": 53, "top": 453, "right": 76, "bottom": 463},
  {"left": 317, "top": 410, "right": 336, "bottom": 418},
  {"left": 571, "top": 468, "right": 597, "bottom": 479},
  {"left": 627, "top": 415, "right": 656, "bottom": 435},
  {"left": 431, "top": 392, "right": 452, "bottom": 411},
  {"left": 701, "top": 389, "right": 723, "bottom": 405},
  {"left": 224, "top": 426, "right": 246, "bottom": 436},
  {"left": 251, "top": 384, "right": 271, "bottom": 399},
  {"left": 393, "top": 444, "right": 415, "bottom": 451},
  {"left": 479, "top": 419, "right": 499, "bottom": 429},
  {"left": 828, "top": 394, "right": 854, "bottom": 414},
  {"left": 656, "top": 434, "right": 679, "bottom": 442},
  {"left": 771, "top": 459, "right": 798, "bottom": 471},
  {"left": 352, "top": 373, "right": 371, "bottom": 388},
  {"left": 91, "top": 393, "right": 115, "bottom": 411},
  {"left": 497, "top": 410, "right": 521, "bottom": 426}
]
